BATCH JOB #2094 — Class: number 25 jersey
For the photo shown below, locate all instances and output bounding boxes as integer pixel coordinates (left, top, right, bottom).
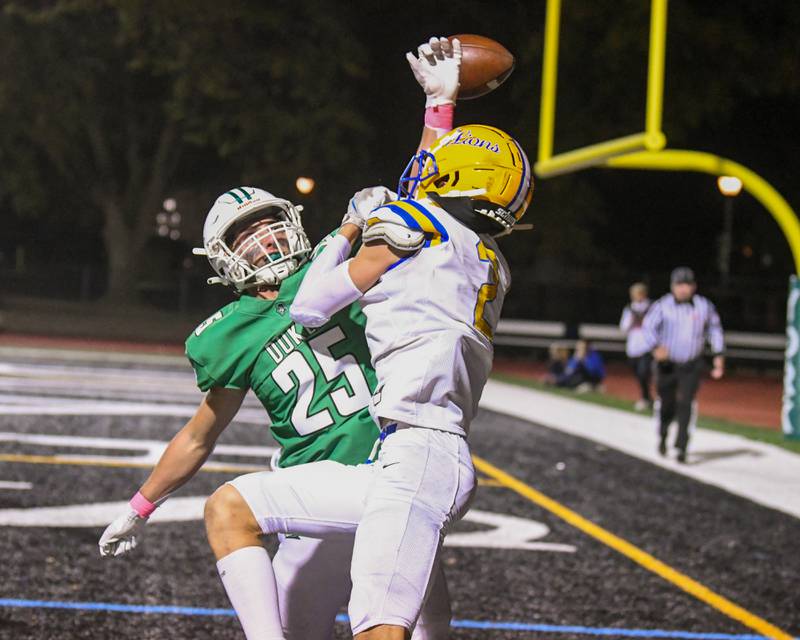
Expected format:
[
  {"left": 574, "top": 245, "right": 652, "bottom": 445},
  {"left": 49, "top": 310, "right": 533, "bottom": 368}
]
[
  {"left": 361, "top": 197, "right": 511, "bottom": 437},
  {"left": 185, "top": 261, "right": 379, "bottom": 468}
]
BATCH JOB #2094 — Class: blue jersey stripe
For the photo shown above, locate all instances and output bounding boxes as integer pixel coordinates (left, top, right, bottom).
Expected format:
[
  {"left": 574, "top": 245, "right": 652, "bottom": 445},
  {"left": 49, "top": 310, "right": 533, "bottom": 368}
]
[
  {"left": 403, "top": 199, "right": 450, "bottom": 242},
  {"left": 386, "top": 203, "right": 431, "bottom": 248},
  {"left": 387, "top": 255, "right": 411, "bottom": 271},
  {"left": 386, "top": 204, "right": 423, "bottom": 231}
]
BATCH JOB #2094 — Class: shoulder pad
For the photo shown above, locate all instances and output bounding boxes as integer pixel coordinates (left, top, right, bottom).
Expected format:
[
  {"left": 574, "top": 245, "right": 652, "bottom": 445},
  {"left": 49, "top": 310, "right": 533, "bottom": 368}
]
[
  {"left": 362, "top": 220, "right": 425, "bottom": 251},
  {"left": 365, "top": 199, "right": 450, "bottom": 248}
]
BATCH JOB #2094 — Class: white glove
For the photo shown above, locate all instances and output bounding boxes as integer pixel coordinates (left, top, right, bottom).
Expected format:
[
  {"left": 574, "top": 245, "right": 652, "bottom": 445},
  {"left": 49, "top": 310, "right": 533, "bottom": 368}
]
[
  {"left": 406, "top": 36, "right": 462, "bottom": 107},
  {"left": 341, "top": 186, "right": 397, "bottom": 230},
  {"left": 99, "top": 509, "right": 149, "bottom": 557}
]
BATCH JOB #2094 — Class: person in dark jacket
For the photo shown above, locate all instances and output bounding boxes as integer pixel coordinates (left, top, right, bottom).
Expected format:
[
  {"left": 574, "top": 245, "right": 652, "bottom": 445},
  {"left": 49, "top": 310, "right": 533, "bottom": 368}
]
[{"left": 556, "top": 340, "right": 606, "bottom": 392}]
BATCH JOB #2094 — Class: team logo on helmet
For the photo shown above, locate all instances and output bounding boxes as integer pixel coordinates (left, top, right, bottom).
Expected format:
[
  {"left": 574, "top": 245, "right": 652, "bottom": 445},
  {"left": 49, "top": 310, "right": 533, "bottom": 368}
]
[{"left": 443, "top": 129, "right": 501, "bottom": 153}]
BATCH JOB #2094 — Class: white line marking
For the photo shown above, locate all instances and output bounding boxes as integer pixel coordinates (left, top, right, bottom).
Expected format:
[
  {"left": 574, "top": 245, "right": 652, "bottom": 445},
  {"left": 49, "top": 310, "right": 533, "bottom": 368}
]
[
  {"left": 0, "top": 499, "right": 575, "bottom": 552},
  {"left": 481, "top": 380, "right": 800, "bottom": 520},
  {"left": 0, "top": 432, "right": 276, "bottom": 467},
  {"left": 0, "top": 481, "right": 33, "bottom": 490},
  {"left": 0, "top": 396, "right": 266, "bottom": 423}
]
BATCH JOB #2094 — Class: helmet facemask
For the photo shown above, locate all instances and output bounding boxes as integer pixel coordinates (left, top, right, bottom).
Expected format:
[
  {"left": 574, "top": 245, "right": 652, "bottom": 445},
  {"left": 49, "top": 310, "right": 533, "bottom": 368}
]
[
  {"left": 205, "top": 201, "right": 311, "bottom": 291},
  {"left": 398, "top": 150, "right": 438, "bottom": 199}
]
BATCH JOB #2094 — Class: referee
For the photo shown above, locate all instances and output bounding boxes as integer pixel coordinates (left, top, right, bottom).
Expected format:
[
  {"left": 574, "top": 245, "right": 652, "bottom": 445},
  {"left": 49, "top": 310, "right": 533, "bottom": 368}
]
[{"left": 639, "top": 267, "right": 725, "bottom": 463}]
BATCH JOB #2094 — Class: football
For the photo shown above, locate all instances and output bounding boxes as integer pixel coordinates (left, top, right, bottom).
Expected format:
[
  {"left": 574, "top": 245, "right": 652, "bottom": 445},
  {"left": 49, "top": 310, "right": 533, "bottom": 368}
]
[{"left": 450, "top": 34, "right": 515, "bottom": 100}]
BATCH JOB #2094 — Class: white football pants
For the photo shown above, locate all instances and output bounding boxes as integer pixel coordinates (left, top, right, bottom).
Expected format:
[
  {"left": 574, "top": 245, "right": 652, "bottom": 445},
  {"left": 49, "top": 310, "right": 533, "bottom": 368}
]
[
  {"left": 229, "top": 426, "right": 476, "bottom": 635},
  {"left": 273, "top": 535, "right": 452, "bottom": 639}
]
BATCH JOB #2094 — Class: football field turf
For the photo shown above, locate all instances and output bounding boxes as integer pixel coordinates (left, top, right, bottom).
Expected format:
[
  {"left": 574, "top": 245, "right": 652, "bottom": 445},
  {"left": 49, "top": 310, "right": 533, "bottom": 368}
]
[{"left": 0, "top": 353, "right": 797, "bottom": 639}]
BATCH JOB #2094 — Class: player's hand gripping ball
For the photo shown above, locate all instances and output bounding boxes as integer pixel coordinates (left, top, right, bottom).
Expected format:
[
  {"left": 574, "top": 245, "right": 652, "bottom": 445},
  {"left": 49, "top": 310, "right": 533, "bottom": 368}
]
[
  {"left": 406, "top": 36, "right": 463, "bottom": 107},
  {"left": 448, "top": 34, "right": 515, "bottom": 99},
  {"left": 99, "top": 509, "right": 149, "bottom": 557}
]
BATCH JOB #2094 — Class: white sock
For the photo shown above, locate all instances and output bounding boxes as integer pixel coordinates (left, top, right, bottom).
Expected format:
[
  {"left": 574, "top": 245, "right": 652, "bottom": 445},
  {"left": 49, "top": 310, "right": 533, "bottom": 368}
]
[{"left": 217, "top": 546, "right": 285, "bottom": 640}]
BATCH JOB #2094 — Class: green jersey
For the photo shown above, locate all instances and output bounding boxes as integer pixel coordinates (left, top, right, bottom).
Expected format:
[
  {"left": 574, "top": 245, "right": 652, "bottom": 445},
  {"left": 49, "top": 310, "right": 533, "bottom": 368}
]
[{"left": 185, "top": 261, "right": 379, "bottom": 468}]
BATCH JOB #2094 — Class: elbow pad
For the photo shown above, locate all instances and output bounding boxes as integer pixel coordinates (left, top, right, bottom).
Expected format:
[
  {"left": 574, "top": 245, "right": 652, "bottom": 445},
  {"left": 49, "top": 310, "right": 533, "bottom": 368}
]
[{"left": 363, "top": 221, "right": 425, "bottom": 251}]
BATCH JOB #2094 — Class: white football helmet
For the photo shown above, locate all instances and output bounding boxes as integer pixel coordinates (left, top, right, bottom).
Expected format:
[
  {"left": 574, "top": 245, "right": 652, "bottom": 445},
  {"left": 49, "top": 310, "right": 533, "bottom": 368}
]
[{"left": 195, "top": 187, "right": 312, "bottom": 291}]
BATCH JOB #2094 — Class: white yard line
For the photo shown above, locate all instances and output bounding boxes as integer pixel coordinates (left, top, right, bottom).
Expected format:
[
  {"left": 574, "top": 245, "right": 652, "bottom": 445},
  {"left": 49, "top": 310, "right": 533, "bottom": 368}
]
[
  {"left": 0, "top": 346, "right": 186, "bottom": 367},
  {"left": 480, "top": 380, "right": 800, "bottom": 520},
  {"left": 0, "top": 394, "right": 266, "bottom": 423},
  {"left": 0, "top": 481, "right": 33, "bottom": 490}
]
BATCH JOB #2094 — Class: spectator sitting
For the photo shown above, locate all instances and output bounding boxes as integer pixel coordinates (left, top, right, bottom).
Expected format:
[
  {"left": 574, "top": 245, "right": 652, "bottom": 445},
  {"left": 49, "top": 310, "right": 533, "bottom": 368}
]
[
  {"left": 556, "top": 340, "right": 606, "bottom": 392},
  {"left": 543, "top": 341, "right": 571, "bottom": 385}
]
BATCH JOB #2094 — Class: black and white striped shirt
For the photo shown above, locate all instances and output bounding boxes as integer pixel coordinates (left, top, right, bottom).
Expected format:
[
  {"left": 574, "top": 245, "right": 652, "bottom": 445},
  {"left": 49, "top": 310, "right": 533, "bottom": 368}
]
[{"left": 639, "top": 293, "right": 724, "bottom": 363}]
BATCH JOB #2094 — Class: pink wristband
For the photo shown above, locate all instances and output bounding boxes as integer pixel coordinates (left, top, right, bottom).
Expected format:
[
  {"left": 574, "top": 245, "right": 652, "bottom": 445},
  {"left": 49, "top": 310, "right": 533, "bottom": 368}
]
[
  {"left": 424, "top": 104, "right": 454, "bottom": 131},
  {"left": 130, "top": 491, "right": 157, "bottom": 518}
]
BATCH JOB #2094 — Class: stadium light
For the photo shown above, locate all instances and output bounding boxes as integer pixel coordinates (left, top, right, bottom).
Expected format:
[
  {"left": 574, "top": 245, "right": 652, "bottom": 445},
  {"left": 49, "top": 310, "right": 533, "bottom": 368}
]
[
  {"left": 716, "top": 176, "right": 742, "bottom": 285},
  {"left": 155, "top": 197, "right": 181, "bottom": 241},
  {"left": 717, "top": 175, "right": 743, "bottom": 197},
  {"left": 296, "top": 177, "right": 315, "bottom": 195}
]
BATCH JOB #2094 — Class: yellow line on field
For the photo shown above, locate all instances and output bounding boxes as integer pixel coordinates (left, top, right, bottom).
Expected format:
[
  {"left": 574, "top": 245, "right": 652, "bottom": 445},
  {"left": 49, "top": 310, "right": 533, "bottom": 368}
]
[
  {"left": 0, "top": 454, "right": 265, "bottom": 474},
  {"left": 477, "top": 477, "right": 504, "bottom": 487},
  {"left": 471, "top": 454, "right": 793, "bottom": 640}
]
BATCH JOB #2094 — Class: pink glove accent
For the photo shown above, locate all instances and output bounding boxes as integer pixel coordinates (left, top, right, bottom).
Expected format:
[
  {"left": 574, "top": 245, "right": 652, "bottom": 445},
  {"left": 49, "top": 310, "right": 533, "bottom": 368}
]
[
  {"left": 424, "top": 104, "right": 454, "bottom": 131},
  {"left": 130, "top": 491, "right": 157, "bottom": 518}
]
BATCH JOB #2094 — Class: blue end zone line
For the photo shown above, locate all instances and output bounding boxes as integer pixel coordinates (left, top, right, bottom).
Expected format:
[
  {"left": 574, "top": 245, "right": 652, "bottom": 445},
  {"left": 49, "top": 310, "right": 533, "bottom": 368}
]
[{"left": 0, "top": 599, "right": 795, "bottom": 640}]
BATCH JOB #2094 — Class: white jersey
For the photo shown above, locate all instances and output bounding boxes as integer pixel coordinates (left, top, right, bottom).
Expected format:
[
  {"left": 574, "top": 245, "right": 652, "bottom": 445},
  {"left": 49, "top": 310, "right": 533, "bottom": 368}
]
[{"left": 360, "top": 197, "right": 511, "bottom": 437}]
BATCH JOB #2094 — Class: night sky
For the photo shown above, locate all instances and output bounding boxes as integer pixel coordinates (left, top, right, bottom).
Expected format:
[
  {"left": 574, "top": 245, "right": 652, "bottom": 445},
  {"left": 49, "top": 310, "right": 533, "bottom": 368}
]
[{"left": 2, "top": 0, "right": 798, "bottom": 331}]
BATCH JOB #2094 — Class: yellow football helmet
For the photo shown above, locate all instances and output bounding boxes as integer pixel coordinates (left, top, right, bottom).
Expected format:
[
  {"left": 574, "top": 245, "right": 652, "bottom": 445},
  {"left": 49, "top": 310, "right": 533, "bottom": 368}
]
[{"left": 398, "top": 124, "right": 533, "bottom": 232}]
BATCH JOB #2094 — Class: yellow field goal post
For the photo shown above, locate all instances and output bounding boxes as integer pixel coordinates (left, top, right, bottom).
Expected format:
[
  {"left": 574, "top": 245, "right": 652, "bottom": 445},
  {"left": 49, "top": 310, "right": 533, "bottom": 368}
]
[{"left": 534, "top": 0, "right": 800, "bottom": 439}]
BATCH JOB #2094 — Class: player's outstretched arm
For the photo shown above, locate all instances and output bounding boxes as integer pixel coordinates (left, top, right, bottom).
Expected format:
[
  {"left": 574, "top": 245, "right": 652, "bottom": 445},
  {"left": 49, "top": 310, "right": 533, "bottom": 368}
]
[
  {"left": 290, "top": 186, "right": 397, "bottom": 328},
  {"left": 347, "top": 241, "right": 411, "bottom": 290},
  {"left": 407, "top": 36, "right": 461, "bottom": 152},
  {"left": 98, "top": 387, "right": 246, "bottom": 557}
]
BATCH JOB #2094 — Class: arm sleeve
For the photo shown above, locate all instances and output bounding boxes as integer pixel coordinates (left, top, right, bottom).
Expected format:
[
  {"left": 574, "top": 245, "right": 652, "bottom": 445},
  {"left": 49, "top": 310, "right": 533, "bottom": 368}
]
[
  {"left": 706, "top": 303, "right": 725, "bottom": 355},
  {"left": 290, "top": 234, "right": 363, "bottom": 328}
]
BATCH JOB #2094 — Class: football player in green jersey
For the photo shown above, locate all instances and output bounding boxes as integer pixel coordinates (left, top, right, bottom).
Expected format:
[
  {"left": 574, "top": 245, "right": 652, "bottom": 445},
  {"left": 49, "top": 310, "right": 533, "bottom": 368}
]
[{"left": 98, "top": 185, "right": 452, "bottom": 639}]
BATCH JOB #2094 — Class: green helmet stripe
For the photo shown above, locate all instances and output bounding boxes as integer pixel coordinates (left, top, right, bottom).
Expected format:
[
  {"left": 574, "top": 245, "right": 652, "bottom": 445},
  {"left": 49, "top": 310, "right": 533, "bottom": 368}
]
[
  {"left": 226, "top": 190, "right": 243, "bottom": 204},
  {"left": 238, "top": 187, "right": 252, "bottom": 200}
]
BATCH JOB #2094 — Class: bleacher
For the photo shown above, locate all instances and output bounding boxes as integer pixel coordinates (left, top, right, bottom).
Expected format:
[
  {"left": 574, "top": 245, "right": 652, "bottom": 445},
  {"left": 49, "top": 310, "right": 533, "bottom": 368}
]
[{"left": 494, "top": 320, "right": 786, "bottom": 363}]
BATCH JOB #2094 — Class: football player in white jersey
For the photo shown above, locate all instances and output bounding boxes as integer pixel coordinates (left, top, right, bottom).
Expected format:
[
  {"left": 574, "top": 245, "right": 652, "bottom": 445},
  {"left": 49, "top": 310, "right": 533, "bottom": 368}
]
[
  {"left": 199, "top": 39, "right": 532, "bottom": 640},
  {"left": 287, "top": 123, "right": 530, "bottom": 639},
  {"left": 97, "top": 37, "right": 466, "bottom": 640}
]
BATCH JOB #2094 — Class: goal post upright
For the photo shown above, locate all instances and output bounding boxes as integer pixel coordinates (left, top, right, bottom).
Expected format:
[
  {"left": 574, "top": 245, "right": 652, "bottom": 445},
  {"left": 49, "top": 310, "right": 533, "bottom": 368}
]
[{"left": 533, "top": 0, "right": 800, "bottom": 438}]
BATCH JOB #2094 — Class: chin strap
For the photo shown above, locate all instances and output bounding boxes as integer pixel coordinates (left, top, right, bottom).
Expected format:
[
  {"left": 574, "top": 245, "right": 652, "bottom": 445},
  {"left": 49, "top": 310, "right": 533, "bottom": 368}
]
[
  {"left": 428, "top": 193, "right": 534, "bottom": 238},
  {"left": 493, "top": 223, "right": 535, "bottom": 238},
  {"left": 193, "top": 247, "right": 225, "bottom": 286},
  {"left": 428, "top": 193, "right": 501, "bottom": 234}
]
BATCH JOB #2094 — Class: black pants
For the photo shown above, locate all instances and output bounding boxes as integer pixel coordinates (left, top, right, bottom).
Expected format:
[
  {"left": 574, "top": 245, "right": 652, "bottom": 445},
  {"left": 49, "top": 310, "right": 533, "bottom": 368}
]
[
  {"left": 556, "top": 363, "right": 603, "bottom": 389},
  {"left": 629, "top": 353, "right": 653, "bottom": 401},
  {"left": 656, "top": 358, "right": 704, "bottom": 452}
]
